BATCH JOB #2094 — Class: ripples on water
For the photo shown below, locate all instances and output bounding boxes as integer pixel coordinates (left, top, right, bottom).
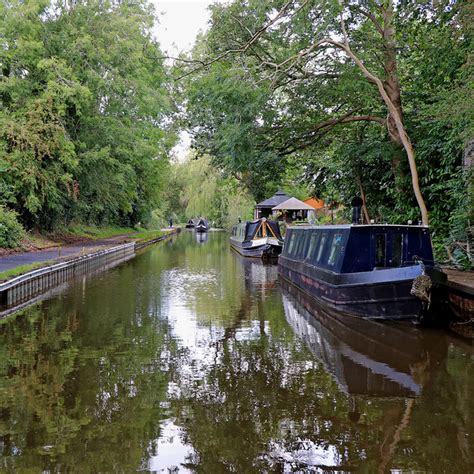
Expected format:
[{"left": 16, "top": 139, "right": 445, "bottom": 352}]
[{"left": 0, "top": 231, "right": 473, "bottom": 472}]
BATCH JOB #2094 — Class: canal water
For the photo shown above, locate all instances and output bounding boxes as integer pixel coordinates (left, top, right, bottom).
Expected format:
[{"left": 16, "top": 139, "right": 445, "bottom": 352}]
[{"left": 0, "top": 231, "right": 473, "bottom": 472}]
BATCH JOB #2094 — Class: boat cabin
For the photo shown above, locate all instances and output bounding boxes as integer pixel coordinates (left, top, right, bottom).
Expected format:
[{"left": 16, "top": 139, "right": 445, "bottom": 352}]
[
  {"left": 195, "top": 217, "right": 209, "bottom": 232},
  {"left": 282, "top": 225, "right": 434, "bottom": 273},
  {"left": 231, "top": 218, "right": 283, "bottom": 243}
]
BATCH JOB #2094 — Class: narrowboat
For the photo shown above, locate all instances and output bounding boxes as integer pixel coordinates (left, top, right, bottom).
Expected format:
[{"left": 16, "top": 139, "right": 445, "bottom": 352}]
[
  {"left": 185, "top": 218, "right": 197, "bottom": 229},
  {"left": 278, "top": 224, "right": 447, "bottom": 321},
  {"left": 230, "top": 218, "right": 283, "bottom": 259},
  {"left": 195, "top": 218, "right": 209, "bottom": 233}
]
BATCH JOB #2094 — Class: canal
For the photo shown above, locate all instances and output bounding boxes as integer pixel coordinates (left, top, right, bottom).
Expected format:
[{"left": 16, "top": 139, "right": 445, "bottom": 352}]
[{"left": 1, "top": 231, "right": 473, "bottom": 472}]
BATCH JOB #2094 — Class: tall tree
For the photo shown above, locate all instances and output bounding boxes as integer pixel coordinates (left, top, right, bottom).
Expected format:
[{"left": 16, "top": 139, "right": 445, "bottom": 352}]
[
  {"left": 0, "top": 0, "right": 174, "bottom": 229},
  {"left": 180, "top": 0, "right": 470, "bottom": 227}
]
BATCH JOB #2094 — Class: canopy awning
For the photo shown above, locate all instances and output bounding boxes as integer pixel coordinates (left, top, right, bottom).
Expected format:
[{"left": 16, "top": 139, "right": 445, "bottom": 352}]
[{"left": 272, "top": 197, "right": 315, "bottom": 211}]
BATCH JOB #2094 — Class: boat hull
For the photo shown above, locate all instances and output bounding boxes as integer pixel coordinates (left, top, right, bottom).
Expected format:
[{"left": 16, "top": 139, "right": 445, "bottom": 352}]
[
  {"left": 230, "top": 239, "right": 281, "bottom": 259},
  {"left": 278, "top": 255, "right": 430, "bottom": 321}
]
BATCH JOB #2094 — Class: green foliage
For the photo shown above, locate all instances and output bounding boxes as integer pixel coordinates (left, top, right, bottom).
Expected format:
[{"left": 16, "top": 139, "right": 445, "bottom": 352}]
[
  {"left": 63, "top": 224, "right": 144, "bottom": 240},
  {"left": 179, "top": 0, "right": 473, "bottom": 262},
  {"left": 168, "top": 155, "right": 255, "bottom": 229},
  {"left": 0, "top": 206, "right": 26, "bottom": 248},
  {"left": 0, "top": 0, "right": 175, "bottom": 234}
]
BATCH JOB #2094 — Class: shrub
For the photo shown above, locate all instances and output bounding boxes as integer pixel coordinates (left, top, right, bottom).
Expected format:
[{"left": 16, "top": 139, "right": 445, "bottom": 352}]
[{"left": 0, "top": 207, "right": 26, "bottom": 248}]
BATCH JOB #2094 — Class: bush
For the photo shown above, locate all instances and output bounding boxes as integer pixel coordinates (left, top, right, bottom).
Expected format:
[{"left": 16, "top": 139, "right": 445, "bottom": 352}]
[{"left": 0, "top": 207, "right": 26, "bottom": 248}]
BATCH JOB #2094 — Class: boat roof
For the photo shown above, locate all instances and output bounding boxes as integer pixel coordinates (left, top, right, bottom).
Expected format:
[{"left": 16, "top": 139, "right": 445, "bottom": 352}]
[
  {"left": 256, "top": 190, "right": 290, "bottom": 208},
  {"left": 288, "top": 224, "right": 430, "bottom": 230}
]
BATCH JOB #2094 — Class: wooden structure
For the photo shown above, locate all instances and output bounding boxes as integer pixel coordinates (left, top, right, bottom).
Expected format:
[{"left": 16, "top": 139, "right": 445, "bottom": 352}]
[
  {"left": 255, "top": 190, "right": 290, "bottom": 219},
  {"left": 304, "top": 197, "right": 325, "bottom": 210},
  {"left": 272, "top": 197, "right": 315, "bottom": 223}
]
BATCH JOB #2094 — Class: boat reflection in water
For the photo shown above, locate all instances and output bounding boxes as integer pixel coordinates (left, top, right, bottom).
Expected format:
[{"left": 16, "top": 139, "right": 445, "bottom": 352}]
[
  {"left": 232, "top": 251, "right": 279, "bottom": 297},
  {"left": 281, "top": 278, "right": 446, "bottom": 399},
  {"left": 195, "top": 231, "right": 208, "bottom": 244}
]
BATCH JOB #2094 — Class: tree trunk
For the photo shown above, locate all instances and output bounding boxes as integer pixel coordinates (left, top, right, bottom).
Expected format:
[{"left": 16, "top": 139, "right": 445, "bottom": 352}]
[
  {"left": 335, "top": 0, "right": 430, "bottom": 225},
  {"left": 356, "top": 173, "right": 370, "bottom": 224}
]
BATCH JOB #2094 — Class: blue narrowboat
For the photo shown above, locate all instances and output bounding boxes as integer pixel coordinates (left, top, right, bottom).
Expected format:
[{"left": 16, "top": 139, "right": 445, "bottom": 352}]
[
  {"left": 185, "top": 218, "right": 197, "bottom": 229},
  {"left": 278, "top": 224, "right": 446, "bottom": 321}
]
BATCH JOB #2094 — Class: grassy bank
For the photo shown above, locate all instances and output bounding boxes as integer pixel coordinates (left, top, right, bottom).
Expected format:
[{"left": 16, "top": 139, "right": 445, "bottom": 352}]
[
  {"left": 60, "top": 224, "right": 147, "bottom": 241},
  {"left": 0, "top": 261, "right": 55, "bottom": 282}
]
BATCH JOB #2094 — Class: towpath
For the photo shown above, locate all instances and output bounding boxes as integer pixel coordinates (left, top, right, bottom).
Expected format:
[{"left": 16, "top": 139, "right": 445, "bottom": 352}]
[
  {"left": 0, "top": 228, "right": 175, "bottom": 274},
  {"left": 0, "top": 238, "right": 129, "bottom": 273}
]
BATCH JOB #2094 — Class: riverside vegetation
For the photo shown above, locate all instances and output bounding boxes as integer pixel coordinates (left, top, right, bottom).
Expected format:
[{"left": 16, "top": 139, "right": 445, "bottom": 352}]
[{"left": 0, "top": 0, "right": 472, "bottom": 268}]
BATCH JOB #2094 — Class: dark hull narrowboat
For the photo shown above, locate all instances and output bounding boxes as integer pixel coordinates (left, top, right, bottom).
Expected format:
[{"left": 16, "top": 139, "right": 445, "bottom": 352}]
[
  {"left": 230, "top": 218, "right": 283, "bottom": 259},
  {"left": 185, "top": 218, "right": 197, "bottom": 229},
  {"left": 195, "top": 218, "right": 209, "bottom": 233},
  {"left": 278, "top": 224, "right": 447, "bottom": 322}
]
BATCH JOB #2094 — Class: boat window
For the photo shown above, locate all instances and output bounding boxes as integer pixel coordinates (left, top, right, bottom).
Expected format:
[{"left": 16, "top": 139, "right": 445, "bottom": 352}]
[
  {"left": 297, "top": 232, "right": 310, "bottom": 259},
  {"left": 292, "top": 231, "right": 303, "bottom": 258},
  {"left": 292, "top": 231, "right": 305, "bottom": 258},
  {"left": 375, "top": 234, "right": 386, "bottom": 267},
  {"left": 315, "top": 233, "right": 328, "bottom": 263},
  {"left": 305, "top": 231, "right": 320, "bottom": 261},
  {"left": 391, "top": 234, "right": 403, "bottom": 266},
  {"left": 283, "top": 232, "right": 294, "bottom": 255},
  {"left": 287, "top": 231, "right": 297, "bottom": 256},
  {"left": 327, "top": 233, "right": 343, "bottom": 266}
]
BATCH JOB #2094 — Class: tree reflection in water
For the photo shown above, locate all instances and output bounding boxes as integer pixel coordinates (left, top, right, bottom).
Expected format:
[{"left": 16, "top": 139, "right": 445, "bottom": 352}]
[{"left": 0, "top": 232, "right": 472, "bottom": 472}]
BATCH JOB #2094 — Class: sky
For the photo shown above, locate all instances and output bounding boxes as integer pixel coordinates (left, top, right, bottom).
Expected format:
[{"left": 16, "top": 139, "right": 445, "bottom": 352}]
[
  {"left": 152, "top": 1, "right": 221, "bottom": 159},
  {"left": 152, "top": 0, "right": 217, "bottom": 56}
]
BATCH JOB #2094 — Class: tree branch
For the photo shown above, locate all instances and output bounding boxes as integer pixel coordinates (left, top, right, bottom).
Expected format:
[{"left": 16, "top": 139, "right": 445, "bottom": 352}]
[{"left": 174, "top": 0, "right": 296, "bottom": 80}]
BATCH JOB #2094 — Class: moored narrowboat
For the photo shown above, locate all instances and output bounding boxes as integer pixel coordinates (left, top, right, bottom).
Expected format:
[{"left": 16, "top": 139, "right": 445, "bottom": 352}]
[
  {"left": 195, "top": 218, "right": 209, "bottom": 233},
  {"left": 186, "top": 218, "right": 197, "bottom": 229},
  {"left": 230, "top": 218, "right": 283, "bottom": 259},
  {"left": 278, "top": 224, "right": 447, "bottom": 321}
]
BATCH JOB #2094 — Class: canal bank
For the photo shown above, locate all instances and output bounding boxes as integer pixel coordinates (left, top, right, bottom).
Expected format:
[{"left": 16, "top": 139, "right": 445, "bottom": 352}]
[{"left": 0, "top": 227, "right": 180, "bottom": 317}]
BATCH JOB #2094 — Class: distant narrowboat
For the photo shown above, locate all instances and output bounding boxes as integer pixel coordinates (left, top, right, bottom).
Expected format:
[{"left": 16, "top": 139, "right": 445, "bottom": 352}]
[
  {"left": 195, "top": 218, "right": 209, "bottom": 233},
  {"left": 278, "top": 224, "right": 447, "bottom": 321},
  {"left": 230, "top": 218, "right": 283, "bottom": 259},
  {"left": 185, "top": 218, "right": 197, "bottom": 229}
]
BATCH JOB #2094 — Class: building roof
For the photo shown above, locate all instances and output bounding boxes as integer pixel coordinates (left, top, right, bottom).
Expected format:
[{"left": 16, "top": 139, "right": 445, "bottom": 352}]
[
  {"left": 272, "top": 197, "right": 315, "bottom": 211},
  {"left": 256, "top": 190, "right": 290, "bottom": 208},
  {"left": 304, "top": 197, "right": 325, "bottom": 209}
]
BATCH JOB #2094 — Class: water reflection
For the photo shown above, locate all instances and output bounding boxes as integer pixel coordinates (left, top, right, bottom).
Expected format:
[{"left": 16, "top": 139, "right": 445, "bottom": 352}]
[
  {"left": 281, "top": 279, "right": 447, "bottom": 398},
  {"left": 0, "top": 232, "right": 472, "bottom": 472},
  {"left": 194, "top": 231, "right": 208, "bottom": 244}
]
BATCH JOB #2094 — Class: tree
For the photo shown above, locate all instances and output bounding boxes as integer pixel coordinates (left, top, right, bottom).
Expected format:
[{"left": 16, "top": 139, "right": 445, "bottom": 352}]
[
  {"left": 0, "top": 0, "right": 175, "bottom": 230},
  {"left": 179, "top": 0, "right": 471, "bottom": 227}
]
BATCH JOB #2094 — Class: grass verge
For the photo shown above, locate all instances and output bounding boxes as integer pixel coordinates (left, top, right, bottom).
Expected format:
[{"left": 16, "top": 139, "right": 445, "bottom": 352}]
[
  {"left": 62, "top": 224, "right": 146, "bottom": 240},
  {"left": 0, "top": 261, "right": 55, "bottom": 282},
  {"left": 130, "top": 230, "right": 166, "bottom": 244}
]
